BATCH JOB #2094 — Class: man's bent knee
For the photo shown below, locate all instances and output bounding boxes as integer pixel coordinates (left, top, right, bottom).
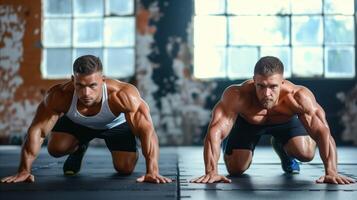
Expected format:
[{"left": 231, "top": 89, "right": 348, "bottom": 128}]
[
  {"left": 224, "top": 149, "right": 253, "bottom": 176},
  {"left": 47, "top": 146, "right": 68, "bottom": 158},
  {"left": 226, "top": 165, "right": 249, "bottom": 176},
  {"left": 293, "top": 150, "right": 315, "bottom": 162},
  {"left": 114, "top": 163, "right": 135, "bottom": 175},
  {"left": 47, "top": 132, "right": 78, "bottom": 157}
]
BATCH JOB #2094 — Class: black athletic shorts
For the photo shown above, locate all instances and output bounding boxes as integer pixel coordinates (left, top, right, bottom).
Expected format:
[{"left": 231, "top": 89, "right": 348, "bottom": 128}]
[
  {"left": 224, "top": 115, "right": 308, "bottom": 155},
  {"left": 52, "top": 115, "right": 137, "bottom": 152}
]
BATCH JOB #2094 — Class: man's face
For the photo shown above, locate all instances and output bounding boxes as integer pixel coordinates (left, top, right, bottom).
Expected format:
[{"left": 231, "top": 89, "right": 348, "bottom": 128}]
[
  {"left": 72, "top": 72, "right": 104, "bottom": 107},
  {"left": 253, "top": 73, "right": 284, "bottom": 109}
]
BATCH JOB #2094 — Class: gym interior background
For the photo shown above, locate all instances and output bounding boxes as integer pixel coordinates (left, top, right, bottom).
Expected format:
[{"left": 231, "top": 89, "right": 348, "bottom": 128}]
[{"left": 0, "top": 0, "right": 356, "bottom": 147}]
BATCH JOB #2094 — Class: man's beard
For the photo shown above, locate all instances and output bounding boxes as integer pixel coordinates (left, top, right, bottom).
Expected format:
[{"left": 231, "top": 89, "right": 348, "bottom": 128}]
[{"left": 261, "top": 98, "right": 275, "bottom": 109}]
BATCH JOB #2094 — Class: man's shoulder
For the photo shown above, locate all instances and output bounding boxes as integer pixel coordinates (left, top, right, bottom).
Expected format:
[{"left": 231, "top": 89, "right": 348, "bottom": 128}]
[
  {"left": 282, "top": 81, "right": 317, "bottom": 112},
  {"left": 221, "top": 81, "right": 254, "bottom": 112},
  {"left": 282, "top": 81, "right": 311, "bottom": 97},
  {"left": 285, "top": 82, "right": 313, "bottom": 100},
  {"left": 224, "top": 80, "right": 254, "bottom": 98},
  {"left": 106, "top": 79, "right": 142, "bottom": 112},
  {"left": 44, "top": 82, "right": 73, "bottom": 113},
  {"left": 47, "top": 82, "right": 73, "bottom": 94},
  {"left": 106, "top": 79, "right": 139, "bottom": 98}
]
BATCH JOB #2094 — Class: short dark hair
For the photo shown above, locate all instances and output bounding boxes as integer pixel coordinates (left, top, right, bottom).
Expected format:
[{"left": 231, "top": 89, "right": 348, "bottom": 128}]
[
  {"left": 254, "top": 56, "right": 284, "bottom": 76},
  {"left": 73, "top": 55, "right": 102, "bottom": 75}
]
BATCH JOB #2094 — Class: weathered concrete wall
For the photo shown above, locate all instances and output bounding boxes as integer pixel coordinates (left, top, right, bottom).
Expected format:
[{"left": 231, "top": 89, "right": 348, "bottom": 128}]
[{"left": 0, "top": 0, "right": 356, "bottom": 146}]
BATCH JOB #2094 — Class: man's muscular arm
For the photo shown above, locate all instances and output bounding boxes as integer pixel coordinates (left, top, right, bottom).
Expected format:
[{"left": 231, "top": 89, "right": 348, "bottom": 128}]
[
  {"left": 294, "top": 88, "right": 355, "bottom": 184},
  {"left": 191, "top": 86, "right": 240, "bottom": 184},
  {"left": 115, "top": 84, "right": 172, "bottom": 184},
  {"left": 1, "top": 88, "right": 62, "bottom": 183}
]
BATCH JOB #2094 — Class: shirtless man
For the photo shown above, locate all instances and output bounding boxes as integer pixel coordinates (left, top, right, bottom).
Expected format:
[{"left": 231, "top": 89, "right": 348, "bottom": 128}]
[
  {"left": 1, "top": 55, "right": 172, "bottom": 184},
  {"left": 191, "top": 56, "right": 355, "bottom": 184}
]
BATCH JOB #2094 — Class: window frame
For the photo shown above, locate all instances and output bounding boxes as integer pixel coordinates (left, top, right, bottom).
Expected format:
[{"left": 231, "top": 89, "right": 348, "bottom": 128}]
[
  {"left": 193, "top": 0, "right": 356, "bottom": 80},
  {"left": 41, "top": 0, "right": 136, "bottom": 79}
]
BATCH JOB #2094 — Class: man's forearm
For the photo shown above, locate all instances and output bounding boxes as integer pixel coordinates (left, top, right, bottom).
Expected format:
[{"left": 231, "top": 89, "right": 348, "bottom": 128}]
[
  {"left": 316, "top": 133, "right": 338, "bottom": 175},
  {"left": 204, "top": 134, "right": 221, "bottom": 174},
  {"left": 141, "top": 130, "right": 159, "bottom": 174},
  {"left": 18, "top": 129, "right": 44, "bottom": 172}
]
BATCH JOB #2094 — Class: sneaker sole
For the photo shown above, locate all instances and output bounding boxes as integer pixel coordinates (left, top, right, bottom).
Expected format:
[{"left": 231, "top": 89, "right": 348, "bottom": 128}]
[{"left": 64, "top": 170, "right": 77, "bottom": 176}]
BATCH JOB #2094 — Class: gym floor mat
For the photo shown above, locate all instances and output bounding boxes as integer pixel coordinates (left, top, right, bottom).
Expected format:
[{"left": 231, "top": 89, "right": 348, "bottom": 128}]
[{"left": 0, "top": 146, "right": 356, "bottom": 200}]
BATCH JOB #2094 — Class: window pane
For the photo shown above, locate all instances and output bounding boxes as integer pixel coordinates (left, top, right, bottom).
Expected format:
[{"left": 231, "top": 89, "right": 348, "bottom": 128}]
[
  {"left": 104, "top": 48, "right": 134, "bottom": 78},
  {"left": 43, "top": 0, "right": 71, "bottom": 17},
  {"left": 324, "top": 0, "right": 354, "bottom": 14},
  {"left": 194, "top": 16, "right": 226, "bottom": 47},
  {"left": 292, "top": 47, "right": 323, "bottom": 77},
  {"left": 292, "top": 16, "right": 323, "bottom": 45},
  {"left": 228, "top": 0, "right": 290, "bottom": 15},
  {"left": 229, "top": 16, "right": 289, "bottom": 45},
  {"left": 227, "top": 47, "right": 258, "bottom": 79},
  {"left": 42, "top": 48, "right": 72, "bottom": 78},
  {"left": 291, "top": 0, "right": 322, "bottom": 14},
  {"left": 325, "top": 47, "right": 355, "bottom": 78},
  {"left": 194, "top": 47, "right": 226, "bottom": 78},
  {"left": 73, "top": 0, "right": 104, "bottom": 17},
  {"left": 73, "top": 48, "right": 103, "bottom": 64},
  {"left": 73, "top": 18, "right": 103, "bottom": 47},
  {"left": 260, "top": 47, "right": 291, "bottom": 78},
  {"left": 325, "top": 16, "right": 354, "bottom": 45},
  {"left": 106, "top": 0, "right": 134, "bottom": 15},
  {"left": 195, "top": 0, "right": 225, "bottom": 15},
  {"left": 43, "top": 19, "right": 71, "bottom": 47},
  {"left": 104, "top": 17, "right": 135, "bottom": 47}
]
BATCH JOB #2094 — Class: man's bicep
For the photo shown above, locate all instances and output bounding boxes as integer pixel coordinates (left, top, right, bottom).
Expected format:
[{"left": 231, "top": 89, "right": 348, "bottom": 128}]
[
  {"left": 124, "top": 101, "right": 153, "bottom": 135},
  {"left": 298, "top": 104, "right": 329, "bottom": 137},
  {"left": 209, "top": 101, "right": 237, "bottom": 139},
  {"left": 30, "top": 102, "right": 60, "bottom": 137}
]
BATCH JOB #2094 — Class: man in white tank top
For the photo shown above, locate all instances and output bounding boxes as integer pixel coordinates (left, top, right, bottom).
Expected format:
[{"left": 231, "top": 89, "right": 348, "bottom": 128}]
[{"left": 1, "top": 55, "right": 172, "bottom": 184}]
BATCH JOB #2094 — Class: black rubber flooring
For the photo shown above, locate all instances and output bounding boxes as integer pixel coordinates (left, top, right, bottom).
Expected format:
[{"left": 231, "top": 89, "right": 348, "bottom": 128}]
[{"left": 1, "top": 146, "right": 356, "bottom": 200}]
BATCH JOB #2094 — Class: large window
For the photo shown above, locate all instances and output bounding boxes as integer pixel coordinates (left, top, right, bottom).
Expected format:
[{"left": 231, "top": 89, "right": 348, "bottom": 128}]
[
  {"left": 193, "top": 0, "right": 355, "bottom": 79},
  {"left": 41, "top": 0, "right": 135, "bottom": 79}
]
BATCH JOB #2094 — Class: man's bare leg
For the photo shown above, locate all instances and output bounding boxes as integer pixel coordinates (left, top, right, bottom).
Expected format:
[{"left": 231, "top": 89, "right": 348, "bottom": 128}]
[
  {"left": 47, "top": 132, "right": 80, "bottom": 157},
  {"left": 111, "top": 151, "right": 139, "bottom": 175},
  {"left": 224, "top": 149, "right": 253, "bottom": 176},
  {"left": 48, "top": 132, "right": 88, "bottom": 175},
  {"left": 284, "top": 136, "right": 316, "bottom": 162}
]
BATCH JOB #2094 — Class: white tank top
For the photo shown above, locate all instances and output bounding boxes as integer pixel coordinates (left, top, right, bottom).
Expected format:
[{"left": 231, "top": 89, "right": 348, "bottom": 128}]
[{"left": 66, "top": 83, "right": 126, "bottom": 130}]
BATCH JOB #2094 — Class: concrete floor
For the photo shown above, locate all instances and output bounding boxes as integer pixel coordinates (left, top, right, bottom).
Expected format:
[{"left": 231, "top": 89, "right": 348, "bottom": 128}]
[{"left": 0, "top": 146, "right": 356, "bottom": 200}]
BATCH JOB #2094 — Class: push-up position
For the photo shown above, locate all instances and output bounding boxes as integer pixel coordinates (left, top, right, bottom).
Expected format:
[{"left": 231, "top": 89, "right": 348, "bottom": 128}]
[
  {"left": 1, "top": 55, "right": 172, "bottom": 184},
  {"left": 192, "top": 56, "right": 355, "bottom": 184}
]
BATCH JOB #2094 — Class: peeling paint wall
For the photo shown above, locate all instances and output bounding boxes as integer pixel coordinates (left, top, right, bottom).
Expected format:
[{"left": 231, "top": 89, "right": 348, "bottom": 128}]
[
  {"left": 0, "top": 0, "right": 356, "bottom": 146},
  {"left": 136, "top": 0, "right": 215, "bottom": 145},
  {"left": 0, "top": 0, "right": 63, "bottom": 144},
  {"left": 0, "top": 5, "right": 36, "bottom": 142}
]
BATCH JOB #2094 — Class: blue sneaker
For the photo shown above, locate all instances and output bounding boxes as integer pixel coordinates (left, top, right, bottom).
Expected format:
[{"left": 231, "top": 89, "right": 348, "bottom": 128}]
[
  {"left": 271, "top": 137, "right": 300, "bottom": 174},
  {"left": 63, "top": 143, "right": 88, "bottom": 176}
]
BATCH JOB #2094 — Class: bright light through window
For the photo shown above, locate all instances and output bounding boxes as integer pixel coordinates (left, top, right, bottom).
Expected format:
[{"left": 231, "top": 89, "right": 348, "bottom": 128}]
[
  {"left": 42, "top": 0, "right": 135, "bottom": 79},
  {"left": 194, "top": 0, "right": 355, "bottom": 79}
]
